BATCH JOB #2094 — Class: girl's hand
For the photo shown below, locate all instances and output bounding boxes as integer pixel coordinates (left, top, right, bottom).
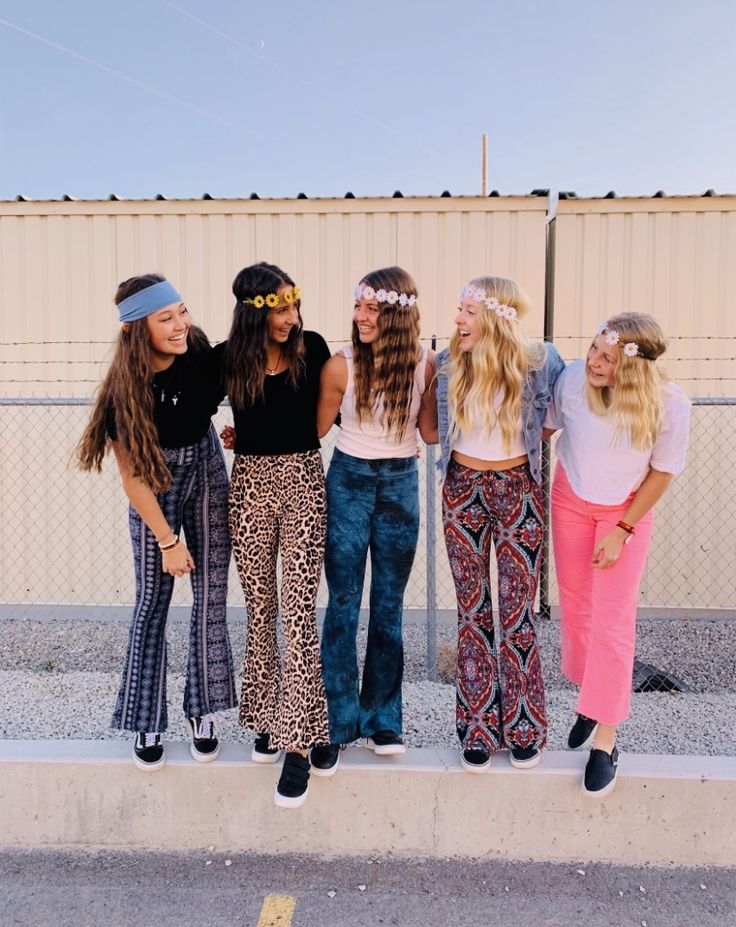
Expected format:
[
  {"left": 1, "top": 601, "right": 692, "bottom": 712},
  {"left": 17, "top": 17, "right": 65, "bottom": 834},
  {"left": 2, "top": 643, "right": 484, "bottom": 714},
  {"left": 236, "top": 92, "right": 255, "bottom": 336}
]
[
  {"left": 162, "top": 541, "right": 195, "bottom": 577},
  {"left": 220, "top": 425, "right": 236, "bottom": 450},
  {"left": 591, "top": 530, "right": 626, "bottom": 569}
]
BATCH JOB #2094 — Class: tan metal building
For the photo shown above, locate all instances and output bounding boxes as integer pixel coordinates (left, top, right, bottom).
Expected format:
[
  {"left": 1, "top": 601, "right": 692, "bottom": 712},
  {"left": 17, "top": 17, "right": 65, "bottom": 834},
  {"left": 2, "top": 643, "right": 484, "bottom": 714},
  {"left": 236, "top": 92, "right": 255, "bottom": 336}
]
[{"left": 0, "top": 193, "right": 734, "bottom": 612}]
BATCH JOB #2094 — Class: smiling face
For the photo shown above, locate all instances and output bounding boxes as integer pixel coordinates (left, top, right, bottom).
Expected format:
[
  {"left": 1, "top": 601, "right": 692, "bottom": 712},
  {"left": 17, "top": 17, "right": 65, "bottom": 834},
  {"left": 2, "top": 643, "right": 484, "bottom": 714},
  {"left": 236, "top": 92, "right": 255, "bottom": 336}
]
[
  {"left": 353, "top": 296, "right": 381, "bottom": 344},
  {"left": 586, "top": 334, "right": 618, "bottom": 388},
  {"left": 266, "top": 284, "right": 301, "bottom": 345},
  {"left": 145, "top": 302, "right": 191, "bottom": 370},
  {"left": 454, "top": 296, "right": 485, "bottom": 352}
]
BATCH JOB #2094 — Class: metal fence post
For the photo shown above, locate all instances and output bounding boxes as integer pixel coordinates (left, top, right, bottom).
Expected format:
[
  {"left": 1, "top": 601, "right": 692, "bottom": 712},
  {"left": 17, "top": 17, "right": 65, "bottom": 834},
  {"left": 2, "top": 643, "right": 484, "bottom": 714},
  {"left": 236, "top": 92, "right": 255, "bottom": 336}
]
[{"left": 425, "top": 335, "right": 438, "bottom": 681}]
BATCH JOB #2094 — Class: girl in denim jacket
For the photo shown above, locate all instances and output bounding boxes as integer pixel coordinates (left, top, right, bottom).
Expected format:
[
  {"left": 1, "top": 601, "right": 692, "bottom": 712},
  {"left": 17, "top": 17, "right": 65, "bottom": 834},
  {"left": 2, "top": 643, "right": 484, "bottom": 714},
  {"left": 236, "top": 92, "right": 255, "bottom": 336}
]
[{"left": 433, "top": 276, "right": 563, "bottom": 772}]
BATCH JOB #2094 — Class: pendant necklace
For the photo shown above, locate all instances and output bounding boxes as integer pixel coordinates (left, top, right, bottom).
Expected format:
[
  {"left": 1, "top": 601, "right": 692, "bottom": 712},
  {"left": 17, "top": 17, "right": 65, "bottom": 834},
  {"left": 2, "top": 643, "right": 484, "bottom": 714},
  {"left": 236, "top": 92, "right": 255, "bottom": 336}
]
[
  {"left": 157, "top": 364, "right": 180, "bottom": 404},
  {"left": 266, "top": 348, "right": 283, "bottom": 376}
]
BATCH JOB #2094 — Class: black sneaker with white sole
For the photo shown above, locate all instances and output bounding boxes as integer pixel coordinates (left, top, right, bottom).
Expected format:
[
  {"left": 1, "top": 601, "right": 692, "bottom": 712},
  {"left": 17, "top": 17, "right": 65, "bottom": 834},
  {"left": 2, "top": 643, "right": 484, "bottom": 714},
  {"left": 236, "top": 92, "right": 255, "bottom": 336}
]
[
  {"left": 133, "top": 732, "right": 165, "bottom": 771},
  {"left": 568, "top": 713, "right": 599, "bottom": 750},
  {"left": 252, "top": 732, "right": 282, "bottom": 765},
  {"left": 188, "top": 714, "right": 220, "bottom": 763},
  {"left": 461, "top": 748, "right": 491, "bottom": 773},
  {"left": 310, "top": 743, "right": 341, "bottom": 777},
  {"left": 364, "top": 730, "right": 406, "bottom": 755},
  {"left": 583, "top": 746, "right": 619, "bottom": 797},
  {"left": 509, "top": 745, "right": 542, "bottom": 769},
  {"left": 274, "top": 752, "right": 311, "bottom": 808}
]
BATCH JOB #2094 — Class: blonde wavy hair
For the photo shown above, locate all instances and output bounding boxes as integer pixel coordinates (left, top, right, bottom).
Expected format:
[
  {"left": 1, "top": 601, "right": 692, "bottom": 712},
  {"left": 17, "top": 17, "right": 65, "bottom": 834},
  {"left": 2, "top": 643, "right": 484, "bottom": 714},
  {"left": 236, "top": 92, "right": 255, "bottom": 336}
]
[
  {"left": 448, "top": 275, "right": 545, "bottom": 453},
  {"left": 586, "top": 311, "right": 669, "bottom": 449},
  {"left": 352, "top": 266, "right": 421, "bottom": 441}
]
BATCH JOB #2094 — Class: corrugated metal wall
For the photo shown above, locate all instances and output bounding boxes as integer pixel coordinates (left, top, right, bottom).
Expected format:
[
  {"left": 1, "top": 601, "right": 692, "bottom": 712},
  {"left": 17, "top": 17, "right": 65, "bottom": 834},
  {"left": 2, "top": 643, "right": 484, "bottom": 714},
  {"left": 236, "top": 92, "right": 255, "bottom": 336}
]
[
  {"left": 0, "top": 196, "right": 547, "bottom": 396},
  {"left": 553, "top": 195, "right": 736, "bottom": 393},
  {"left": 0, "top": 193, "right": 734, "bottom": 610}
]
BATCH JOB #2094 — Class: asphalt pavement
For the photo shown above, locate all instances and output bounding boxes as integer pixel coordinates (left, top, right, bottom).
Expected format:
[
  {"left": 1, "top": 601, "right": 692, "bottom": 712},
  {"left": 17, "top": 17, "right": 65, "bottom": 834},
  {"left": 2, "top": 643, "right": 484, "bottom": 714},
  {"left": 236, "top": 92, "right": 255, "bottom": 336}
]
[{"left": 1, "top": 848, "right": 733, "bottom": 927}]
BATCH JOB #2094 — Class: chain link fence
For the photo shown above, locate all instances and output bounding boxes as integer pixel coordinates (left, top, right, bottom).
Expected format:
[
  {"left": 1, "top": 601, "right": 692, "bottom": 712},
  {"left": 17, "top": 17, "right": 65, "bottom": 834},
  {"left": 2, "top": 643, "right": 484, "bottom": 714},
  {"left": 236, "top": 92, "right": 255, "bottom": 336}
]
[{"left": 0, "top": 396, "right": 733, "bottom": 623}]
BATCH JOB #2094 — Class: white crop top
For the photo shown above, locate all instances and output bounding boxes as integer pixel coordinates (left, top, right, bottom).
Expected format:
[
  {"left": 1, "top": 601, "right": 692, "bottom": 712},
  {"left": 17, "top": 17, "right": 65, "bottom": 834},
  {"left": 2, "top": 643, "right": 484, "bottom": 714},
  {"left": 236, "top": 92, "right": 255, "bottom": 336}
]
[
  {"left": 335, "top": 346, "right": 428, "bottom": 459},
  {"left": 452, "top": 393, "right": 526, "bottom": 460}
]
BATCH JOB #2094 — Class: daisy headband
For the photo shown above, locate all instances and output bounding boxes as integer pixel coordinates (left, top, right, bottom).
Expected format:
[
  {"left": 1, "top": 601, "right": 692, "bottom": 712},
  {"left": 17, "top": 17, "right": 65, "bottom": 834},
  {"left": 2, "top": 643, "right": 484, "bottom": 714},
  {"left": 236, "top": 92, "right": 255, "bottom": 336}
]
[
  {"left": 354, "top": 283, "right": 417, "bottom": 307},
  {"left": 117, "top": 280, "right": 183, "bottom": 323},
  {"left": 597, "top": 323, "right": 655, "bottom": 360},
  {"left": 460, "top": 284, "right": 518, "bottom": 322},
  {"left": 242, "top": 286, "right": 301, "bottom": 309}
]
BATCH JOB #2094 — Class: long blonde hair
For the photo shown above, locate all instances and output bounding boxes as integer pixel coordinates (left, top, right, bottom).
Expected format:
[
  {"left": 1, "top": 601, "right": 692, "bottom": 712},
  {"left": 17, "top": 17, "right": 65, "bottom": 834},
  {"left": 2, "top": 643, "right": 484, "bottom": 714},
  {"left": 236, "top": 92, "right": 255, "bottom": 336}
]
[
  {"left": 586, "top": 311, "right": 669, "bottom": 449},
  {"left": 352, "top": 266, "right": 421, "bottom": 441},
  {"left": 448, "top": 275, "right": 545, "bottom": 452}
]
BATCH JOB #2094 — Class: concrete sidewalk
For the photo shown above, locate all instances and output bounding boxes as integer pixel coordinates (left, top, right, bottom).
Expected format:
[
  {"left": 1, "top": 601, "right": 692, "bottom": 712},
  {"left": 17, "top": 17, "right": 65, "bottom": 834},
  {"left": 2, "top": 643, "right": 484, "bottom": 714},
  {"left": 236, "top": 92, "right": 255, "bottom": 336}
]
[{"left": 2, "top": 740, "right": 734, "bottom": 867}]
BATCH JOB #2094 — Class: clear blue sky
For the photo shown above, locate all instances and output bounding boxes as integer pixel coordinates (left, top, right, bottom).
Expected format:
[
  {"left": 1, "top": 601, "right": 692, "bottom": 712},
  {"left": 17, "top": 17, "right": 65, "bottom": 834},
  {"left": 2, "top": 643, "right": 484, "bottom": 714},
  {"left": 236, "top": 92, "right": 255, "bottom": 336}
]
[{"left": 1, "top": 0, "right": 734, "bottom": 200}]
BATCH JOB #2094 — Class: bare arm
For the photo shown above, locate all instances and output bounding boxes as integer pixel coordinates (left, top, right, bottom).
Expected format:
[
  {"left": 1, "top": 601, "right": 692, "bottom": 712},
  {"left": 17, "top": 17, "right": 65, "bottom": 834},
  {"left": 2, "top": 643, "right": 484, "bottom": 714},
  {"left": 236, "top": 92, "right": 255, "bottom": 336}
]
[
  {"left": 592, "top": 468, "right": 675, "bottom": 569},
  {"left": 111, "top": 441, "right": 194, "bottom": 577},
  {"left": 317, "top": 354, "right": 348, "bottom": 438},
  {"left": 418, "top": 353, "right": 438, "bottom": 445}
]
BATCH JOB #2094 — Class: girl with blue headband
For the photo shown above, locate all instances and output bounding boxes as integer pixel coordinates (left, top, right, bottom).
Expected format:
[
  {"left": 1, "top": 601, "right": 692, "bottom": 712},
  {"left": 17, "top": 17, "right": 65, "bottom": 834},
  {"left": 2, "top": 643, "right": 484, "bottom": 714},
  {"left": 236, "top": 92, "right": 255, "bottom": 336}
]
[{"left": 77, "top": 274, "right": 237, "bottom": 771}]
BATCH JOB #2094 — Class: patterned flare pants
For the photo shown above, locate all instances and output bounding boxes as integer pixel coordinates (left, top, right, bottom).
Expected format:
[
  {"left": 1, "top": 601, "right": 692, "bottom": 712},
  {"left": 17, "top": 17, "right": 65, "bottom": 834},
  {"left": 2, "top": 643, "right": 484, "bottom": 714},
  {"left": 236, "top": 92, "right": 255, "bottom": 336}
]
[
  {"left": 442, "top": 459, "right": 547, "bottom": 754},
  {"left": 112, "top": 428, "right": 238, "bottom": 733},
  {"left": 229, "top": 451, "right": 330, "bottom": 750}
]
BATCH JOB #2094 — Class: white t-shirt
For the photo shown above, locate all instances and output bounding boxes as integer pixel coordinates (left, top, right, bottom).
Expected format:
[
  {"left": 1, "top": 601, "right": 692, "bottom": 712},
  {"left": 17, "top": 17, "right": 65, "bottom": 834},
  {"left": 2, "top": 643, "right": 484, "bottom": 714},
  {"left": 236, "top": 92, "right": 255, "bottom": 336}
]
[{"left": 545, "top": 360, "right": 691, "bottom": 504}]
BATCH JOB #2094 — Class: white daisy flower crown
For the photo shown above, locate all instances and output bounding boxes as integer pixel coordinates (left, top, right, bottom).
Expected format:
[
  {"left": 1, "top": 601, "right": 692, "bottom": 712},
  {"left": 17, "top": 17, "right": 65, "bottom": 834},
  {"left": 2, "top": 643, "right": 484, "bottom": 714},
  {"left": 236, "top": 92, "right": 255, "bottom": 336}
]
[
  {"left": 460, "top": 283, "right": 519, "bottom": 322},
  {"left": 353, "top": 282, "right": 417, "bottom": 308},
  {"left": 597, "top": 322, "right": 654, "bottom": 360}
]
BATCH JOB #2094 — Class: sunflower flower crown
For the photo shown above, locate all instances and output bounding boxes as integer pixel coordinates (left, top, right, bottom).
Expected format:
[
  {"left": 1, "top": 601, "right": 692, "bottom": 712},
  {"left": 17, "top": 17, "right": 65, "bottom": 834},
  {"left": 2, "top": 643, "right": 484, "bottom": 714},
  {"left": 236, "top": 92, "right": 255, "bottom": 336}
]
[
  {"left": 597, "top": 322, "right": 653, "bottom": 359},
  {"left": 242, "top": 286, "right": 301, "bottom": 309},
  {"left": 353, "top": 283, "right": 417, "bottom": 307},
  {"left": 460, "top": 284, "right": 518, "bottom": 322}
]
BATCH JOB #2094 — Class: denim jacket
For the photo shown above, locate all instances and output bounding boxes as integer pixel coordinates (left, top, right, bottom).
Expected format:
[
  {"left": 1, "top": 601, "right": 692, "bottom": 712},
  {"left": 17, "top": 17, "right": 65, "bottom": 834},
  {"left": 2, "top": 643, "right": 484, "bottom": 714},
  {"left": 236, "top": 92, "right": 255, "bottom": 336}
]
[{"left": 435, "top": 342, "right": 565, "bottom": 484}]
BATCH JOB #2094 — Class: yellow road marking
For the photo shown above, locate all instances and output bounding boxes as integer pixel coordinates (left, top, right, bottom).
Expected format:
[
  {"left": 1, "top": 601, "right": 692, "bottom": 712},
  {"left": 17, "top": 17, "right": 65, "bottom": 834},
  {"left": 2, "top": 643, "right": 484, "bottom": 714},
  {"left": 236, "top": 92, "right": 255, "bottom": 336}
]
[{"left": 257, "top": 893, "right": 296, "bottom": 927}]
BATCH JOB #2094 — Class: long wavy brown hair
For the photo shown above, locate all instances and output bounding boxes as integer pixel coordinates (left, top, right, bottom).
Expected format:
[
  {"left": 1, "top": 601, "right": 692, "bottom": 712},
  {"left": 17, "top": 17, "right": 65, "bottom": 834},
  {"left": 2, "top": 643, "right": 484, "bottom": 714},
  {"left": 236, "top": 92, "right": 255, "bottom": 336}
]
[
  {"left": 225, "top": 262, "right": 306, "bottom": 409},
  {"left": 76, "top": 274, "right": 210, "bottom": 492},
  {"left": 352, "top": 266, "right": 421, "bottom": 441},
  {"left": 448, "top": 275, "right": 546, "bottom": 453}
]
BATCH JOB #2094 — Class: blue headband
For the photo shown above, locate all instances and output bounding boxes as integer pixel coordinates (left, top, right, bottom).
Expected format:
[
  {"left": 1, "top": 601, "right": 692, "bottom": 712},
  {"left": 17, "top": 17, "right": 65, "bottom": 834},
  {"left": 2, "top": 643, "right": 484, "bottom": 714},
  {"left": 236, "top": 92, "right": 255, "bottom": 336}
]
[{"left": 117, "top": 280, "right": 183, "bottom": 323}]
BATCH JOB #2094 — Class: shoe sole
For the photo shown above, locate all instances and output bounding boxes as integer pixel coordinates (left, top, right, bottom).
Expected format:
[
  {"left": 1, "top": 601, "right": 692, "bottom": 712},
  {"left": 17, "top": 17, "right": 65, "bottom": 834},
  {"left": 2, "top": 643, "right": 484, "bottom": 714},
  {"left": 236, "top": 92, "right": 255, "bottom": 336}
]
[
  {"left": 310, "top": 756, "right": 340, "bottom": 778},
  {"left": 582, "top": 773, "right": 618, "bottom": 798},
  {"left": 460, "top": 756, "right": 491, "bottom": 773},
  {"left": 569, "top": 725, "right": 598, "bottom": 751},
  {"left": 273, "top": 785, "right": 309, "bottom": 809},
  {"left": 364, "top": 738, "right": 406, "bottom": 756},
  {"left": 133, "top": 754, "right": 165, "bottom": 772},
  {"left": 252, "top": 748, "right": 283, "bottom": 764},
  {"left": 509, "top": 751, "right": 542, "bottom": 769},
  {"left": 190, "top": 743, "right": 220, "bottom": 764}
]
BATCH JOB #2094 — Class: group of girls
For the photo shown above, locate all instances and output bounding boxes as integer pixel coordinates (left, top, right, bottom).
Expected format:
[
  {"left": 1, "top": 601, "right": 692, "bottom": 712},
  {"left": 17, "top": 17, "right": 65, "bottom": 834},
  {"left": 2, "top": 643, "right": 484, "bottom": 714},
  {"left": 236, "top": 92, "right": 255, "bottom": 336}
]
[{"left": 78, "top": 260, "right": 690, "bottom": 807}]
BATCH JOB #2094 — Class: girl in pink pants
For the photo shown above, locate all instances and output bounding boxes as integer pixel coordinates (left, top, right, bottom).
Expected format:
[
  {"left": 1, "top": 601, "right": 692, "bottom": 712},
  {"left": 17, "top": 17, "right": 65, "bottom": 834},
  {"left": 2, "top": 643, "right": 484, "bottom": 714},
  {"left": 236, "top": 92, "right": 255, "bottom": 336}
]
[{"left": 546, "top": 312, "right": 690, "bottom": 797}]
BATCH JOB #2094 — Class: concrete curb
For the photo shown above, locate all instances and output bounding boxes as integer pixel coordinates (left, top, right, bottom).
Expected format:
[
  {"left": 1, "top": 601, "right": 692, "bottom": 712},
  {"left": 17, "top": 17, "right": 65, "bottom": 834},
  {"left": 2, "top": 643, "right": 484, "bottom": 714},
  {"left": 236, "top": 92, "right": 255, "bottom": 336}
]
[{"left": 2, "top": 740, "right": 735, "bottom": 866}]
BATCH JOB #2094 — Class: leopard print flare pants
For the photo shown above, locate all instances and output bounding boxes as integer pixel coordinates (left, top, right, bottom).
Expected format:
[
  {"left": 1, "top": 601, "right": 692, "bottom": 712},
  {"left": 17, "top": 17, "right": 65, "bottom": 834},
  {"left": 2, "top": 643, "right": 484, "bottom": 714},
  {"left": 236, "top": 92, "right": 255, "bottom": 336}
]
[{"left": 229, "top": 451, "right": 330, "bottom": 750}]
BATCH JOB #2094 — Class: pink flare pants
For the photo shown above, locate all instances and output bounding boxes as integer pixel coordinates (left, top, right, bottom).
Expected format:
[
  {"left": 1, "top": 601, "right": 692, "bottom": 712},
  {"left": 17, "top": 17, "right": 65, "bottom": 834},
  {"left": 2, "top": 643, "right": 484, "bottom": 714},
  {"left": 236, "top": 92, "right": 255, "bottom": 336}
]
[{"left": 551, "top": 465, "right": 653, "bottom": 726}]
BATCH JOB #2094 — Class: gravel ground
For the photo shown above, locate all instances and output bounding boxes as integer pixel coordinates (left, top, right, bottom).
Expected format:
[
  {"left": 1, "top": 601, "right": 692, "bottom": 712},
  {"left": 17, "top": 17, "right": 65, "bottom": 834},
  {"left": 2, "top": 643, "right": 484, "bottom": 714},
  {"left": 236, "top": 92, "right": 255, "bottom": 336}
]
[{"left": 1, "top": 613, "right": 734, "bottom": 756}]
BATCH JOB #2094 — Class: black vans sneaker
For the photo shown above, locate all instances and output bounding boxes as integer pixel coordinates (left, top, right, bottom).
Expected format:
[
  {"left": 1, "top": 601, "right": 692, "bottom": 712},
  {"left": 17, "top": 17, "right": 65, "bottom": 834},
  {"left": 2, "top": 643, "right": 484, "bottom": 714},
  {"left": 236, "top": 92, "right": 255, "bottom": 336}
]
[
  {"left": 568, "top": 714, "right": 599, "bottom": 750},
  {"left": 461, "top": 748, "right": 491, "bottom": 773},
  {"left": 133, "top": 732, "right": 165, "bottom": 771},
  {"left": 509, "top": 745, "right": 542, "bottom": 769},
  {"left": 188, "top": 714, "right": 220, "bottom": 763},
  {"left": 583, "top": 746, "right": 619, "bottom": 798},
  {"left": 274, "top": 752, "right": 311, "bottom": 808},
  {"left": 310, "top": 743, "right": 341, "bottom": 777},
  {"left": 364, "top": 731, "right": 406, "bottom": 756},
  {"left": 252, "top": 732, "right": 282, "bottom": 765}
]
